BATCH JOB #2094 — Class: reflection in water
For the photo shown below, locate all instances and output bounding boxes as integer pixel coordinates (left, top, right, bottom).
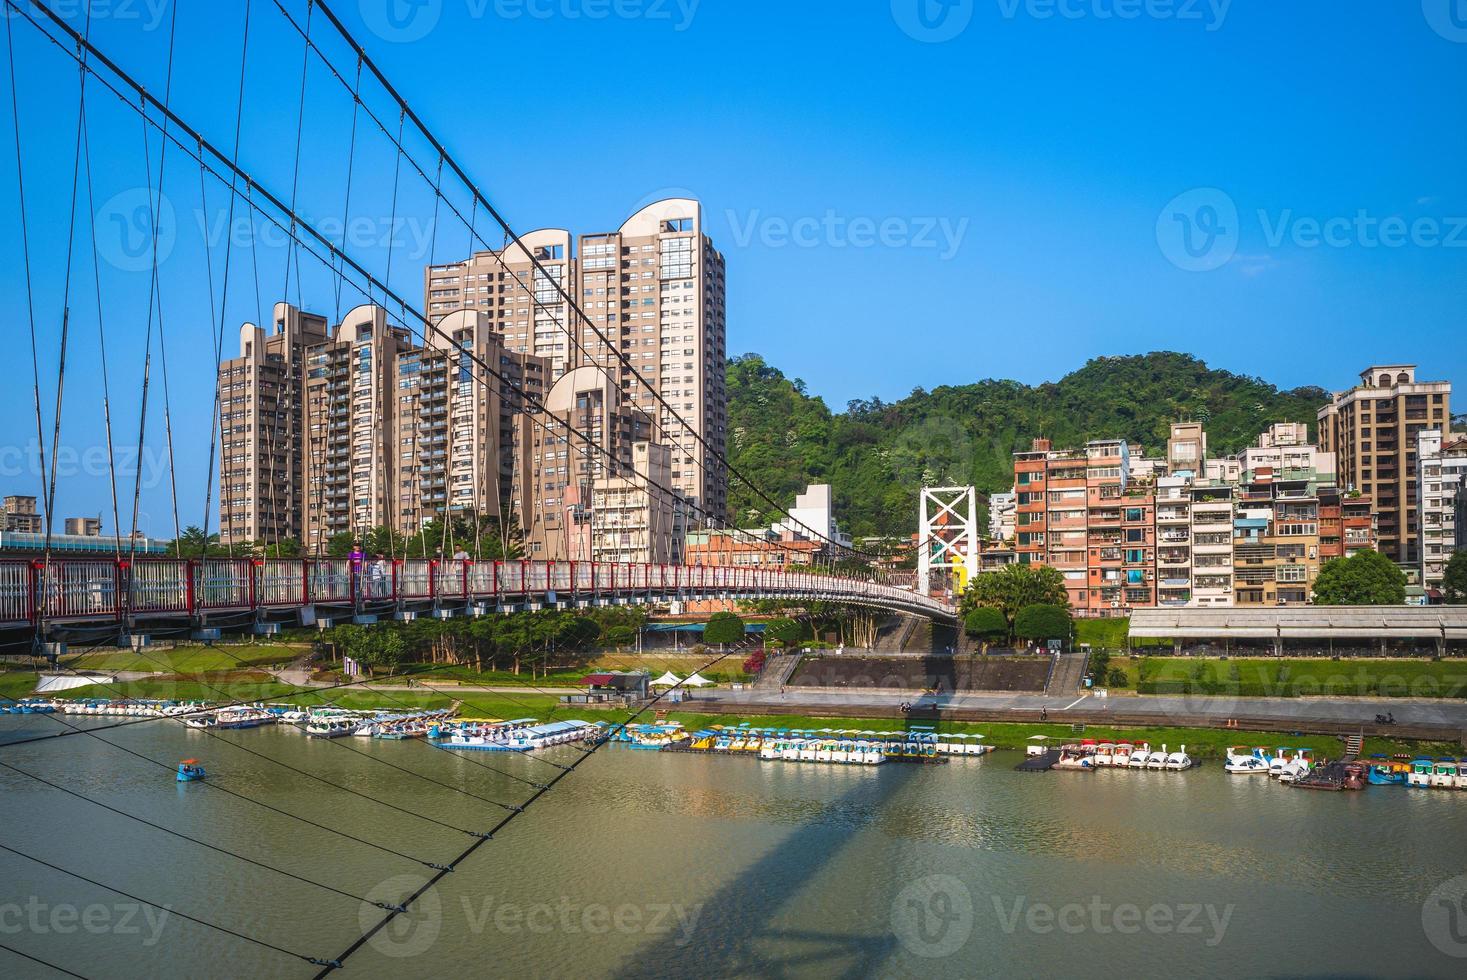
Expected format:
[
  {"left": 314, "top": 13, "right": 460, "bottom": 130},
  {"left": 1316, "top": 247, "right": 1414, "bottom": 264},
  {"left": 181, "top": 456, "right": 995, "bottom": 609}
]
[{"left": 1, "top": 720, "right": 1464, "bottom": 980}]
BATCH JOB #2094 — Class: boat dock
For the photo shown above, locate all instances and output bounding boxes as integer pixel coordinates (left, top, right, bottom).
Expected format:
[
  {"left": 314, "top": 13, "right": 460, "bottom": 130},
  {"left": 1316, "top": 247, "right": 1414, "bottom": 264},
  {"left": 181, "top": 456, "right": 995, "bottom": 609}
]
[{"left": 1015, "top": 749, "right": 1062, "bottom": 772}]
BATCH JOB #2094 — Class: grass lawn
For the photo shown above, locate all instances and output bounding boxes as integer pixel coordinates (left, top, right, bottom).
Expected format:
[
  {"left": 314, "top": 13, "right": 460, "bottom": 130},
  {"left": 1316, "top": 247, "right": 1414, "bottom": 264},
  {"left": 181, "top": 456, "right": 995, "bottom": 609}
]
[
  {"left": 1074, "top": 617, "right": 1131, "bottom": 650},
  {"left": 1110, "top": 656, "right": 1467, "bottom": 699},
  {"left": 61, "top": 644, "right": 306, "bottom": 674},
  {"left": 0, "top": 672, "right": 39, "bottom": 701}
]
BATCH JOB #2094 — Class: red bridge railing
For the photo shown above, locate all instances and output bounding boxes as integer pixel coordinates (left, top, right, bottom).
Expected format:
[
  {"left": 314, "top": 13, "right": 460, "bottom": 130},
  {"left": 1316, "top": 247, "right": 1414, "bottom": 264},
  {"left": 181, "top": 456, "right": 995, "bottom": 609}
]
[{"left": 0, "top": 558, "right": 953, "bottom": 629}]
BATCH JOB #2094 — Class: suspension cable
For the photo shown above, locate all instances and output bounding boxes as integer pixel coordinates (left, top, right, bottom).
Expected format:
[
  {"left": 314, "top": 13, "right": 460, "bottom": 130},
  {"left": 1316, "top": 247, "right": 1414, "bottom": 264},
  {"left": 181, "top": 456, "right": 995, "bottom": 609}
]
[
  {"left": 0, "top": 756, "right": 401, "bottom": 906},
  {"left": 0, "top": 840, "right": 326, "bottom": 966}
]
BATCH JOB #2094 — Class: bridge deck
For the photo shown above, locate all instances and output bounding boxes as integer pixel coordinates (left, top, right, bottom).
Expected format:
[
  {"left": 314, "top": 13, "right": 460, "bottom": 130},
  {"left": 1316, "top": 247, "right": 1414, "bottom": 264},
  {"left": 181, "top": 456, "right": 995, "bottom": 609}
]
[{"left": 0, "top": 558, "right": 955, "bottom": 635}]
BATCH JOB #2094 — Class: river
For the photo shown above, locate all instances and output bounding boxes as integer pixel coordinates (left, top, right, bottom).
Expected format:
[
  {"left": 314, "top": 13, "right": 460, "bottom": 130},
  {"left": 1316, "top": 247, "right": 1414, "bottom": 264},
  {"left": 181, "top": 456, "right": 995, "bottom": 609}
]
[{"left": 1, "top": 717, "right": 1465, "bottom": 978}]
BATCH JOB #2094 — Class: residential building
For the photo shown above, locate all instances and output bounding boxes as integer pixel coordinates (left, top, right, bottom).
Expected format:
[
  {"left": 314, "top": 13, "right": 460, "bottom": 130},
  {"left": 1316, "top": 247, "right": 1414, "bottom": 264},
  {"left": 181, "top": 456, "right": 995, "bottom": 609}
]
[
  {"left": 519, "top": 365, "right": 662, "bottom": 562},
  {"left": 426, "top": 198, "right": 729, "bottom": 523},
  {"left": 2, "top": 495, "right": 42, "bottom": 534},
  {"left": 1317, "top": 488, "right": 1377, "bottom": 561},
  {"left": 1231, "top": 422, "right": 1335, "bottom": 484},
  {"left": 1417, "top": 429, "right": 1467, "bottom": 593},
  {"left": 1232, "top": 478, "right": 1321, "bottom": 607},
  {"left": 1154, "top": 475, "right": 1193, "bottom": 607},
  {"left": 1166, "top": 422, "right": 1207, "bottom": 475},
  {"left": 684, "top": 529, "right": 820, "bottom": 568},
  {"left": 218, "top": 304, "right": 331, "bottom": 546},
  {"left": 301, "top": 306, "right": 412, "bottom": 552},
  {"left": 986, "top": 490, "right": 1016, "bottom": 541},
  {"left": 592, "top": 441, "right": 681, "bottom": 564},
  {"left": 1188, "top": 484, "right": 1235, "bottom": 607},
  {"left": 1317, "top": 365, "right": 1452, "bottom": 566},
  {"left": 63, "top": 517, "right": 101, "bottom": 537},
  {"left": 773, "top": 484, "right": 853, "bottom": 552}
]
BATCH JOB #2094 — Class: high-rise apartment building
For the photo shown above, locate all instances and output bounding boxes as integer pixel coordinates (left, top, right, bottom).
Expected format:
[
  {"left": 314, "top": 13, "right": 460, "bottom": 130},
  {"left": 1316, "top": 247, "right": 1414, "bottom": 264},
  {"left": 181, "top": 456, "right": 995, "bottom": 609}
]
[
  {"left": 425, "top": 199, "right": 728, "bottom": 524},
  {"left": 1317, "top": 365, "right": 1452, "bottom": 567},
  {"left": 219, "top": 303, "right": 568, "bottom": 557},
  {"left": 300, "top": 306, "right": 412, "bottom": 552},
  {"left": 592, "top": 441, "right": 681, "bottom": 564},
  {"left": 218, "top": 304, "right": 330, "bottom": 546},
  {"left": 2, "top": 495, "right": 42, "bottom": 534},
  {"left": 1417, "top": 429, "right": 1467, "bottom": 592}
]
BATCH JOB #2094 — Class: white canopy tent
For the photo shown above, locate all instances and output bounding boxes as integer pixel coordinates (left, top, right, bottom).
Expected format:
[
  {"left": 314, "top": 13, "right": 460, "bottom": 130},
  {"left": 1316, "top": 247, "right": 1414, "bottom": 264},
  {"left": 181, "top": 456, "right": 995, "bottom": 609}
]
[
  {"left": 683, "top": 672, "right": 714, "bottom": 687},
  {"left": 649, "top": 671, "right": 683, "bottom": 688}
]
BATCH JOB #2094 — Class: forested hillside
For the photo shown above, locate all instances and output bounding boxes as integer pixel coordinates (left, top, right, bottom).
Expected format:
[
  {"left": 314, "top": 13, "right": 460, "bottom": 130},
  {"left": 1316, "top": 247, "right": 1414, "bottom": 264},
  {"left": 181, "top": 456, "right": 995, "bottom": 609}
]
[{"left": 725, "top": 351, "right": 1330, "bottom": 538}]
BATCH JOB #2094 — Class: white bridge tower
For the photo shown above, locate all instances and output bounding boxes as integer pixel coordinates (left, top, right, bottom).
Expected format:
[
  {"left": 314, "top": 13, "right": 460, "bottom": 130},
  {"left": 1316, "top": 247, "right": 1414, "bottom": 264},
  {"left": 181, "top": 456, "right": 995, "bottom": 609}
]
[{"left": 917, "top": 486, "right": 979, "bottom": 597}]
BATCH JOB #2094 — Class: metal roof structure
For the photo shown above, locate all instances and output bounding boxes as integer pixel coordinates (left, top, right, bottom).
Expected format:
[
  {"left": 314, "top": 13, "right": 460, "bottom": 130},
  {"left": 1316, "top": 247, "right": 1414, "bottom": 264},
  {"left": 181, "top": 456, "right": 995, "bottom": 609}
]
[{"left": 1129, "top": 606, "right": 1467, "bottom": 640}]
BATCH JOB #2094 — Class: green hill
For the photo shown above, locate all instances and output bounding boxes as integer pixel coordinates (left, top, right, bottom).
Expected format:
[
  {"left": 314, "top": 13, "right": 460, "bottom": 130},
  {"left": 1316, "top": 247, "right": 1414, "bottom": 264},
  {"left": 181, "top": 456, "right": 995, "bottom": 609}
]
[{"left": 725, "top": 351, "right": 1329, "bottom": 538}]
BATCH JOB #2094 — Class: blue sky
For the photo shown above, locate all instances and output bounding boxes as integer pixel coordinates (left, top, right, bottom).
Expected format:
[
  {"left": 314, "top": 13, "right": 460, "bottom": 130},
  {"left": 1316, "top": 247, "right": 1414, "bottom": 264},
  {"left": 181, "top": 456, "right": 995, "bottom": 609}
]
[{"left": 1, "top": 0, "right": 1464, "bottom": 535}]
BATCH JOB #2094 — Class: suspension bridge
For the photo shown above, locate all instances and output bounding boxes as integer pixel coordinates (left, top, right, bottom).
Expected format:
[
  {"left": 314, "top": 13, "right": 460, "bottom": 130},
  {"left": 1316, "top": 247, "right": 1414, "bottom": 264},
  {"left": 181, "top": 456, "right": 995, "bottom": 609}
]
[
  {"left": 1, "top": 557, "right": 956, "bottom": 641},
  {"left": 0, "top": 1, "right": 963, "bottom": 975}
]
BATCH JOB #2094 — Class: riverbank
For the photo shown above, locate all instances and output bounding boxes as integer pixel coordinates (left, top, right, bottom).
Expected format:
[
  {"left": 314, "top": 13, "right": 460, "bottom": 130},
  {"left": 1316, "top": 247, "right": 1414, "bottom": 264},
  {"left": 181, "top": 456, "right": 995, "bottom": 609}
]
[{"left": 7, "top": 667, "right": 1460, "bottom": 762}]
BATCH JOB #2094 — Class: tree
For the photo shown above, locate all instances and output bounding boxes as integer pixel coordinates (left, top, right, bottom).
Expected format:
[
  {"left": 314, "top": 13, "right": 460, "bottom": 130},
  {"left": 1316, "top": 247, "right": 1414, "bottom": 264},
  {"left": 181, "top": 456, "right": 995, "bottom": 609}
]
[
  {"left": 962, "top": 563, "right": 1069, "bottom": 622},
  {"left": 743, "top": 650, "right": 766, "bottom": 675},
  {"left": 703, "top": 611, "right": 746, "bottom": 647},
  {"left": 603, "top": 625, "right": 636, "bottom": 650},
  {"left": 1442, "top": 550, "right": 1467, "bottom": 605},
  {"left": 963, "top": 606, "right": 1007, "bottom": 641},
  {"left": 1312, "top": 549, "right": 1407, "bottom": 605},
  {"left": 1012, "top": 604, "right": 1073, "bottom": 644},
  {"left": 763, "top": 617, "right": 804, "bottom": 646}
]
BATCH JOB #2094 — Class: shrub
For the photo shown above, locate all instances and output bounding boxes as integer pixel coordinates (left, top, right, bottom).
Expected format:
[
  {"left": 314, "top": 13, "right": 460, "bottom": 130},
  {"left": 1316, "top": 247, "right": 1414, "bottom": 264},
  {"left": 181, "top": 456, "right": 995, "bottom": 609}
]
[
  {"left": 964, "top": 606, "right": 1008, "bottom": 641},
  {"left": 1012, "top": 604, "right": 1073, "bottom": 643},
  {"left": 704, "top": 612, "right": 746, "bottom": 646}
]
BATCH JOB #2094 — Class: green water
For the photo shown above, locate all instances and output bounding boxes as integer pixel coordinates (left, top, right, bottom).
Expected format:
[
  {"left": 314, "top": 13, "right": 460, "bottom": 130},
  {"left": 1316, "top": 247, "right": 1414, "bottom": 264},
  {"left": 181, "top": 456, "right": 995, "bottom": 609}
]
[{"left": 2, "top": 717, "right": 1466, "bottom": 978}]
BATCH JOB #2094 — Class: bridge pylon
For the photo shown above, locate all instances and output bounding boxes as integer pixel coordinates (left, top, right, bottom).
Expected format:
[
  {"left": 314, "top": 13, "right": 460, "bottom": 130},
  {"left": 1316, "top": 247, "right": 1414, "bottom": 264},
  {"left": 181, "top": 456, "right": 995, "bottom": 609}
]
[{"left": 917, "top": 486, "right": 978, "bottom": 599}]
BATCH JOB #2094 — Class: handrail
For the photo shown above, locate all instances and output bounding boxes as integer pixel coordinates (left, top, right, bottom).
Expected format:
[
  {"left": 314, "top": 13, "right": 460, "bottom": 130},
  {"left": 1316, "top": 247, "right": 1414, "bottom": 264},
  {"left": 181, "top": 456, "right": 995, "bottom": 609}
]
[{"left": 0, "top": 557, "right": 956, "bottom": 629}]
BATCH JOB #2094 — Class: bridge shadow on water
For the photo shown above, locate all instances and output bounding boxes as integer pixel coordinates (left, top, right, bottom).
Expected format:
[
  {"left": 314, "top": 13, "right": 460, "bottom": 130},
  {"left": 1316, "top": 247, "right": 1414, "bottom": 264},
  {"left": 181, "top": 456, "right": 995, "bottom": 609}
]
[{"left": 610, "top": 768, "right": 921, "bottom": 979}]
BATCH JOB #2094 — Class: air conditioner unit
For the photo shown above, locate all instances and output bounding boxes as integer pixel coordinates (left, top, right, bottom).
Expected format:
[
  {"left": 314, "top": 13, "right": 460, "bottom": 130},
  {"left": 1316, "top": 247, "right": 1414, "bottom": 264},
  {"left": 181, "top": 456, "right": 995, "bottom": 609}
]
[{"left": 1110, "top": 600, "right": 1121, "bottom": 608}]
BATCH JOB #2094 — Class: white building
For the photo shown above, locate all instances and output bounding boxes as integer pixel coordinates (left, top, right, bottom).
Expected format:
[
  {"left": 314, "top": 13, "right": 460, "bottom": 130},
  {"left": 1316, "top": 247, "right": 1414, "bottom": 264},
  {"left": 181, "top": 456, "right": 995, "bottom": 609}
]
[
  {"left": 773, "top": 484, "right": 852, "bottom": 552},
  {"left": 1417, "top": 429, "right": 1467, "bottom": 592},
  {"left": 987, "top": 491, "right": 1016, "bottom": 541}
]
